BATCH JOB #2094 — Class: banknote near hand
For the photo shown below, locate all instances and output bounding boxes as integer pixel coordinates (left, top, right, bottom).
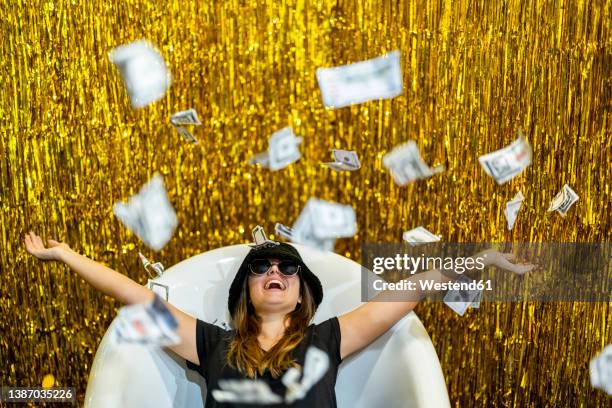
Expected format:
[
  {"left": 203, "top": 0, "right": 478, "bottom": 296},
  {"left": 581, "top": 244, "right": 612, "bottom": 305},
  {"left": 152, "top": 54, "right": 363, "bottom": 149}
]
[
  {"left": 113, "top": 294, "right": 179, "bottom": 347},
  {"left": 443, "top": 275, "right": 482, "bottom": 316},
  {"left": 548, "top": 184, "right": 579, "bottom": 216},
  {"left": 113, "top": 173, "right": 178, "bottom": 251},
  {"left": 504, "top": 191, "right": 524, "bottom": 230},
  {"left": 402, "top": 226, "right": 441, "bottom": 246}
]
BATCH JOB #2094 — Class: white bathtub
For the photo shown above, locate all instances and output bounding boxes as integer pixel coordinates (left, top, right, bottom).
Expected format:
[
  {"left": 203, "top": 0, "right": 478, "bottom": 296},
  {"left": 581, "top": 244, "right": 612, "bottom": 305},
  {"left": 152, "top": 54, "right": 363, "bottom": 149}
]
[{"left": 84, "top": 244, "right": 450, "bottom": 407}]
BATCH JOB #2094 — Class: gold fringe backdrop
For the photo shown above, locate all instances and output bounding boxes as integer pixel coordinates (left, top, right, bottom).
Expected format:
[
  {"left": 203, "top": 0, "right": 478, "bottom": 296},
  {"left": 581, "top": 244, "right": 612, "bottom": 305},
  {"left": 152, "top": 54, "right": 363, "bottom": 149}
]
[{"left": 1, "top": 0, "right": 611, "bottom": 406}]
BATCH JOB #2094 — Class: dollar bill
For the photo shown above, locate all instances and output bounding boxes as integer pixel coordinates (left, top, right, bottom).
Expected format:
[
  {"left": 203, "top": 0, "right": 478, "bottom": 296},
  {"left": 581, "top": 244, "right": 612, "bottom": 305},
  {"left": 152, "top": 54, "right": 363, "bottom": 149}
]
[
  {"left": 478, "top": 132, "right": 532, "bottom": 184},
  {"left": 504, "top": 191, "right": 524, "bottom": 230},
  {"left": 248, "top": 225, "right": 279, "bottom": 249},
  {"left": 173, "top": 125, "right": 198, "bottom": 144},
  {"left": 548, "top": 184, "right": 579, "bottom": 216},
  {"left": 471, "top": 289, "right": 482, "bottom": 309},
  {"left": 324, "top": 149, "right": 361, "bottom": 171},
  {"left": 291, "top": 201, "right": 337, "bottom": 252},
  {"left": 248, "top": 151, "right": 270, "bottom": 167},
  {"left": 443, "top": 275, "right": 482, "bottom": 316},
  {"left": 109, "top": 40, "right": 171, "bottom": 109},
  {"left": 212, "top": 380, "right": 283, "bottom": 404},
  {"left": 138, "top": 252, "right": 165, "bottom": 277},
  {"left": 113, "top": 294, "right": 179, "bottom": 347},
  {"left": 307, "top": 198, "right": 357, "bottom": 239},
  {"left": 268, "top": 127, "right": 303, "bottom": 170},
  {"left": 170, "top": 108, "right": 201, "bottom": 126},
  {"left": 382, "top": 141, "right": 442, "bottom": 186},
  {"left": 113, "top": 173, "right": 178, "bottom": 251},
  {"left": 590, "top": 345, "right": 612, "bottom": 395},
  {"left": 316, "top": 50, "right": 403, "bottom": 108},
  {"left": 402, "top": 226, "right": 441, "bottom": 246},
  {"left": 249, "top": 127, "right": 302, "bottom": 171},
  {"left": 274, "top": 223, "right": 294, "bottom": 240},
  {"left": 170, "top": 109, "right": 201, "bottom": 144},
  {"left": 283, "top": 346, "right": 330, "bottom": 403}
]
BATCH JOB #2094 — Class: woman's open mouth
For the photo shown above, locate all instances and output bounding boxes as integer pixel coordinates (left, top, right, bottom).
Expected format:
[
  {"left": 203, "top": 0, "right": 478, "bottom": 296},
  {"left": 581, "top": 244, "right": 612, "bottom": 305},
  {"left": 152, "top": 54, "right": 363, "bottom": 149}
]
[{"left": 264, "top": 279, "right": 286, "bottom": 291}]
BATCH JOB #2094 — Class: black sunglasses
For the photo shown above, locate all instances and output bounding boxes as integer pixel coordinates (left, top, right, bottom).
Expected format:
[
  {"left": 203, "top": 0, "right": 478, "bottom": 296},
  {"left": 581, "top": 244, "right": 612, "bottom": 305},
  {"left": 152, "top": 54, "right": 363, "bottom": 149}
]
[{"left": 248, "top": 259, "right": 301, "bottom": 276}]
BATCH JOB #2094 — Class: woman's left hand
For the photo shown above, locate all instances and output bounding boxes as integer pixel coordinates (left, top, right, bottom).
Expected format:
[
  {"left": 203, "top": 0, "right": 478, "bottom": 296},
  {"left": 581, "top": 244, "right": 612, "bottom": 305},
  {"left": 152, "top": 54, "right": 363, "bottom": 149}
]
[{"left": 478, "top": 249, "right": 536, "bottom": 275}]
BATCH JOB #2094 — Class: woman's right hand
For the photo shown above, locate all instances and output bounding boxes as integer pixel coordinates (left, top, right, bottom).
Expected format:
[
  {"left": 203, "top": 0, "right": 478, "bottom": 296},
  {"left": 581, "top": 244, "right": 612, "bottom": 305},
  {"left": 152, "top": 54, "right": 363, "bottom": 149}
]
[{"left": 24, "top": 231, "right": 71, "bottom": 262}]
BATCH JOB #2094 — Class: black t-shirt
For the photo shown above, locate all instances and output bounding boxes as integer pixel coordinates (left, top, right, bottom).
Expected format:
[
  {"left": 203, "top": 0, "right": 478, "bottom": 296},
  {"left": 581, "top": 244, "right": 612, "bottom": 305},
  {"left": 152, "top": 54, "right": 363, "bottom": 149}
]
[{"left": 186, "top": 317, "right": 343, "bottom": 407}]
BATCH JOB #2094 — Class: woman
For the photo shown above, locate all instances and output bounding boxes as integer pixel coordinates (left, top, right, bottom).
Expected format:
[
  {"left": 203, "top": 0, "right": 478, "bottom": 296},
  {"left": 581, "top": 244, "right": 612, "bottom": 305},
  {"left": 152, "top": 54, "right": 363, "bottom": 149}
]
[{"left": 24, "top": 231, "right": 534, "bottom": 407}]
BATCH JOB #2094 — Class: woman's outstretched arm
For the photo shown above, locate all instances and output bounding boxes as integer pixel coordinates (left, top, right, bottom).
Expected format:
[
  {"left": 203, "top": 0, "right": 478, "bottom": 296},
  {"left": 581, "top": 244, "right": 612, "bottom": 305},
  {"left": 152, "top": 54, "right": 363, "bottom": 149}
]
[
  {"left": 23, "top": 232, "right": 200, "bottom": 365},
  {"left": 337, "top": 250, "right": 536, "bottom": 360}
]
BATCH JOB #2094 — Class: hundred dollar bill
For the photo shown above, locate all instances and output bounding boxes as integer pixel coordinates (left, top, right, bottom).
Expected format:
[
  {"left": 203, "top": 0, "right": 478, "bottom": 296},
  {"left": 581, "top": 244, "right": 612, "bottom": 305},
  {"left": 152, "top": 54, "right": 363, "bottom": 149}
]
[
  {"left": 113, "top": 294, "right": 179, "bottom": 347},
  {"left": 316, "top": 50, "right": 403, "bottom": 108},
  {"left": 504, "top": 191, "right": 524, "bottom": 230},
  {"left": 283, "top": 347, "right": 330, "bottom": 403},
  {"left": 170, "top": 108, "right": 201, "bottom": 126},
  {"left": 274, "top": 223, "right": 294, "bottom": 240},
  {"left": 382, "top": 141, "right": 443, "bottom": 186},
  {"left": 174, "top": 125, "right": 198, "bottom": 144},
  {"left": 548, "top": 184, "right": 579, "bottom": 216},
  {"left": 138, "top": 252, "right": 164, "bottom": 277},
  {"left": 402, "top": 226, "right": 441, "bottom": 246},
  {"left": 590, "top": 345, "right": 612, "bottom": 395},
  {"left": 324, "top": 149, "right": 361, "bottom": 171},
  {"left": 213, "top": 380, "right": 283, "bottom": 404},
  {"left": 249, "top": 127, "right": 302, "bottom": 171},
  {"left": 249, "top": 225, "right": 279, "bottom": 249},
  {"left": 291, "top": 209, "right": 335, "bottom": 252},
  {"left": 471, "top": 289, "right": 482, "bottom": 309},
  {"left": 308, "top": 198, "right": 357, "bottom": 239},
  {"left": 113, "top": 173, "right": 178, "bottom": 251},
  {"left": 478, "top": 132, "right": 532, "bottom": 184},
  {"left": 443, "top": 275, "right": 482, "bottom": 316},
  {"left": 109, "top": 40, "right": 171, "bottom": 109},
  {"left": 170, "top": 108, "right": 201, "bottom": 144}
]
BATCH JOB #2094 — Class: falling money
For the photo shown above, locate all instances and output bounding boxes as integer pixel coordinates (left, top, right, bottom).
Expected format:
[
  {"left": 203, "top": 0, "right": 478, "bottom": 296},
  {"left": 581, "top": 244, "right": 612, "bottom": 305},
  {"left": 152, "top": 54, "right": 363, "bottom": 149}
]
[
  {"left": 113, "top": 294, "right": 179, "bottom": 347},
  {"left": 249, "top": 127, "right": 303, "bottom": 171},
  {"left": 113, "top": 173, "right": 178, "bottom": 251},
  {"left": 274, "top": 222, "right": 294, "bottom": 240},
  {"left": 443, "top": 275, "right": 482, "bottom": 316},
  {"left": 590, "top": 345, "right": 612, "bottom": 395},
  {"left": 504, "top": 191, "right": 524, "bottom": 230},
  {"left": 402, "top": 226, "right": 441, "bottom": 246},
  {"left": 478, "top": 132, "right": 532, "bottom": 184},
  {"left": 283, "top": 347, "right": 330, "bottom": 403},
  {"left": 212, "top": 380, "right": 283, "bottom": 404},
  {"left": 291, "top": 198, "right": 357, "bottom": 252},
  {"left": 170, "top": 108, "right": 201, "bottom": 144},
  {"left": 382, "top": 141, "right": 443, "bottom": 186},
  {"left": 324, "top": 149, "right": 361, "bottom": 171},
  {"left": 547, "top": 184, "right": 579, "bottom": 216},
  {"left": 108, "top": 40, "right": 171, "bottom": 109},
  {"left": 316, "top": 50, "right": 403, "bottom": 108}
]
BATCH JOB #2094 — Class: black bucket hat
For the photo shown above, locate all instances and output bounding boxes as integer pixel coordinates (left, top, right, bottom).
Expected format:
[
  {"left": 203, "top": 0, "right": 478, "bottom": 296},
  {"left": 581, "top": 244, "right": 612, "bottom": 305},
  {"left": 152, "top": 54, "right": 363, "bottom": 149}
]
[{"left": 228, "top": 242, "right": 323, "bottom": 318}]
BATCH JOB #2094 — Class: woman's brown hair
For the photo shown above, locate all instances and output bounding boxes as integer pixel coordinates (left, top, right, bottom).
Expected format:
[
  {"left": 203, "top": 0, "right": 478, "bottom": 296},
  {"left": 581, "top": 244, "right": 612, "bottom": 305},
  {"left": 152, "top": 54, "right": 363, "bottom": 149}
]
[{"left": 226, "top": 273, "right": 316, "bottom": 378}]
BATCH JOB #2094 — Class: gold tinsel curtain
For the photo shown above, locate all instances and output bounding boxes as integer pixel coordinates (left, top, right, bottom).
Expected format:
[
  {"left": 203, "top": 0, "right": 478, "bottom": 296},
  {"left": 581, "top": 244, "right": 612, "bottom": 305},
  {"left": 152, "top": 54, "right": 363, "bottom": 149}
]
[{"left": 1, "top": 0, "right": 611, "bottom": 406}]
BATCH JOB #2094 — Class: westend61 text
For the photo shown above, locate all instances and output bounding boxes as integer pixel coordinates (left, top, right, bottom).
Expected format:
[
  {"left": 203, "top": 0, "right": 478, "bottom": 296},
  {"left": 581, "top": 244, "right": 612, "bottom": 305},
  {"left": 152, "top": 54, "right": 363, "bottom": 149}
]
[{"left": 372, "top": 279, "right": 493, "bottom": 292}]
